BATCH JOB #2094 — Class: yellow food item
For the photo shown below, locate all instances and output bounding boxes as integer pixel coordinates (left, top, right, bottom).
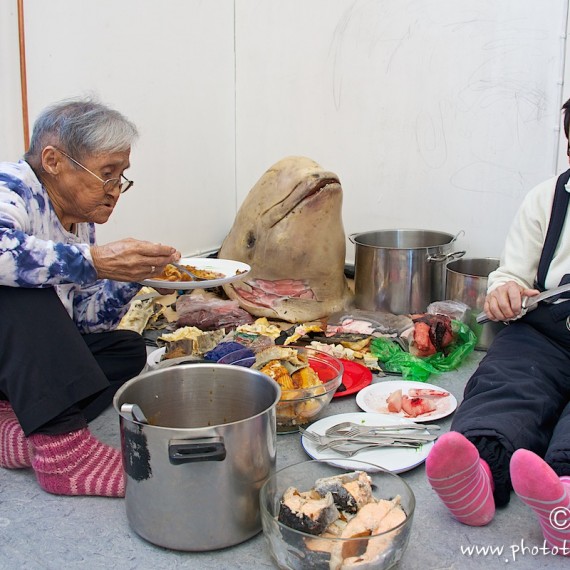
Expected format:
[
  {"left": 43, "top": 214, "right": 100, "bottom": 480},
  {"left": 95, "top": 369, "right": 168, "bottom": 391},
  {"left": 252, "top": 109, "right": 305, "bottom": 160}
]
[
  {"left": 155, "top": 264, "right": 224, "bottom": 282},
  {"left": 259, "top": 359, "right": 322, "bottom": 393}
]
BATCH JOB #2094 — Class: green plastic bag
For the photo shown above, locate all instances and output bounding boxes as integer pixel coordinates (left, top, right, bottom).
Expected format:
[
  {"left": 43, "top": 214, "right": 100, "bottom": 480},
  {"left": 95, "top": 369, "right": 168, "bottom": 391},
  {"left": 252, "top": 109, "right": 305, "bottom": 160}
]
[{"left": 370, "top": 320, "right": 477, "bottom": 382}]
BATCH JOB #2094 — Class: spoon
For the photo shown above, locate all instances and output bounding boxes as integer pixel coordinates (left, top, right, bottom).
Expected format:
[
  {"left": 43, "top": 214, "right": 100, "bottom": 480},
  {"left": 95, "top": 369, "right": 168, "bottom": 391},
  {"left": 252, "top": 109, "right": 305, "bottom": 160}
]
[
  {"left": 120, "top": 403, "right": 149, "bottom": 424},
  {"left": 170, "top": 262, "right": 206, "bottom": 281}
]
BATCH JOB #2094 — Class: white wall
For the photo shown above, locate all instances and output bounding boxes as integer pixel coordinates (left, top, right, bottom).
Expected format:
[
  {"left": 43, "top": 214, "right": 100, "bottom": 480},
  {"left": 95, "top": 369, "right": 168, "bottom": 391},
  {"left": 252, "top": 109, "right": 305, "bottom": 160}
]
[{"left": 2, "top": 0, "right": 569, "bottom": 262}]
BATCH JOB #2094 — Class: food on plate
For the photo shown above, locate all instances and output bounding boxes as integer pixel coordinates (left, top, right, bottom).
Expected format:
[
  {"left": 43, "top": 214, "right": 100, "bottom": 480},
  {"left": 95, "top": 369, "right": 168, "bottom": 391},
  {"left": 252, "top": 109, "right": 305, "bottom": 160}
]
[
  {"left": 278, "top": 470, "right": 407, "bottom": 568},
  {"left": 386, "top": 387, "right": 449, "bottom": 418},
  {"left": 155, "top": 263, "right": 225, "bottom": 282},
  {"left": 409, "top": 313, "right": 454, "bottom": 357},
  {"left": 407, "top": 388, "right": 449, "bottom": 398},
  {"left": 218, "top": 156, "right": 351, "bottom": 323}
]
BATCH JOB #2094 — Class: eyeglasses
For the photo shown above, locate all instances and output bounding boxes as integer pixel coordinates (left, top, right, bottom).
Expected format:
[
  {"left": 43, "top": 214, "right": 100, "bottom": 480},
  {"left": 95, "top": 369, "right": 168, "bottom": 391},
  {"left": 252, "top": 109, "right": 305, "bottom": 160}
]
[{"left": 55, "top": 148, "right": 134, "bottom": 194}]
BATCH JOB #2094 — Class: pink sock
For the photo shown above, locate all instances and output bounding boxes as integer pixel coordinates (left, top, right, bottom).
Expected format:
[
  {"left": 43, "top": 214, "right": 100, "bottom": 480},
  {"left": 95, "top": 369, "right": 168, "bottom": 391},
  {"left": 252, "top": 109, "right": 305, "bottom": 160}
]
[
  {"left": 426, "top": 431, "right": 495, "bottom": 526},
  {"left": 30, "top": 428, "right": 125, "bottom": 497},
  {"left": 510, "top": 449, "right": 570, "bottom": 555},
  {"left": 0, "top": 401, "right": 32, "bottom": 469}
]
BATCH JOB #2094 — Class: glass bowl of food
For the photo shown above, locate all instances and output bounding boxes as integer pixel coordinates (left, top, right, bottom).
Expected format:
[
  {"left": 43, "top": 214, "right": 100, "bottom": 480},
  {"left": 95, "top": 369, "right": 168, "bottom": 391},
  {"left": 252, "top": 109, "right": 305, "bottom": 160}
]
[
  {"left": 260, "top": 459, "right": 415, "bottom": 570},
  {"left": 227, "top": 345, "right": 343, "bottom": 434}
]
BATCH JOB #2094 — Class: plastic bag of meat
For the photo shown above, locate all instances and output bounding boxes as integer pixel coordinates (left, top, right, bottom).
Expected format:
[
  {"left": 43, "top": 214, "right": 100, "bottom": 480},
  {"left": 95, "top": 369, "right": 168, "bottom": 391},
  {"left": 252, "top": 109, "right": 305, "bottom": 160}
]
[
  {"left": 370, "top": 320, "right": 477, "bottom": 381},
  {"left": 176, "top": 293, "right": 254, "bottom": 331}
]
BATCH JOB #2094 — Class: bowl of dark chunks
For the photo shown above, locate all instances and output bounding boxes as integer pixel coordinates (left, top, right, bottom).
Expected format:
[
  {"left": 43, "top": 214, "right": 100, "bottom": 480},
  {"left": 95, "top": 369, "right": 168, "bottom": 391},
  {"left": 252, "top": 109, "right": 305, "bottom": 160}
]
[{"left": 260, "top": 459, "right": 415, "bottom": 570}]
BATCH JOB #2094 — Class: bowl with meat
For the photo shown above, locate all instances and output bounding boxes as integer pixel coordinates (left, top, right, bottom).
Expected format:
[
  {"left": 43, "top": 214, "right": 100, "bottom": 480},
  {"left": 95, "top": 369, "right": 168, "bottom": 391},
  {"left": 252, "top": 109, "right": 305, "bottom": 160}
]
[
  {"left": 260, "top": 459, "right": 415, "bottom": 570},
  {"left": 229, "top": 345, "right": 344, "bottom": 433}
]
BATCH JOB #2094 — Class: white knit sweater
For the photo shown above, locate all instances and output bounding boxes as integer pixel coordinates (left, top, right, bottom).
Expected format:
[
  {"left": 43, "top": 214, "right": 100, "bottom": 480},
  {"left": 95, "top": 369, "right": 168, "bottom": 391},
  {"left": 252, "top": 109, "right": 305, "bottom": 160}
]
[{"left": 488, "top": 174, "right": 570, "bottom": 293}]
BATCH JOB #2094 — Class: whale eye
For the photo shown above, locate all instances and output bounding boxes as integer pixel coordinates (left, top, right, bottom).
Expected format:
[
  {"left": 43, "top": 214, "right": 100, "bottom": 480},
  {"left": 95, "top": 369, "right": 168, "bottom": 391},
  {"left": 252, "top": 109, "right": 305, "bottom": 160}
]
[{"left": 246, "top": 231, "right": 256, "bottom": 249}]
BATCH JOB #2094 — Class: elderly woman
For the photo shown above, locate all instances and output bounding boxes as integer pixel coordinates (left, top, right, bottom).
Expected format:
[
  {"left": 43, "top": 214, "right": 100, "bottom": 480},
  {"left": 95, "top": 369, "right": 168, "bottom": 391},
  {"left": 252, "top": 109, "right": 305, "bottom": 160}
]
[{"left": 0, "top": 99, "right": 180, "bottom": 497}]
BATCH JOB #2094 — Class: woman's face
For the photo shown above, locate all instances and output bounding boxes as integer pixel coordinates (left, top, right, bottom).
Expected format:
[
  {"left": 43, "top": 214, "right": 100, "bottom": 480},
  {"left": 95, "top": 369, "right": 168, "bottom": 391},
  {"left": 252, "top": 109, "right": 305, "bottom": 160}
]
[{"left": 48, "top": 148, "right": 131, "bottom": 226}]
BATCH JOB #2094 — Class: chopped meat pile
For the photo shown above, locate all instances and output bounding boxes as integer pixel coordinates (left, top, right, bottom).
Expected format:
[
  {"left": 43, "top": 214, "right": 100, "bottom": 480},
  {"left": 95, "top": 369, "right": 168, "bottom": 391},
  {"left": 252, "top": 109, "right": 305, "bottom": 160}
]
[
  {"left": 386, "top": 387, "right": 449, "bottom": 418},
  {"left": 410, "top": 314, "right": 454, "bottom": 357}
]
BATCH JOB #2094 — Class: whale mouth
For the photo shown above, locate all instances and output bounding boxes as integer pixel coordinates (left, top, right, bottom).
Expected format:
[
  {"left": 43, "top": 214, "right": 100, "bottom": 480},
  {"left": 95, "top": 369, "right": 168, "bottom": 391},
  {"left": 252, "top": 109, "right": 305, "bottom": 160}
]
[{"left": 265, "top": 177, "right": 341, "bottom": 228}]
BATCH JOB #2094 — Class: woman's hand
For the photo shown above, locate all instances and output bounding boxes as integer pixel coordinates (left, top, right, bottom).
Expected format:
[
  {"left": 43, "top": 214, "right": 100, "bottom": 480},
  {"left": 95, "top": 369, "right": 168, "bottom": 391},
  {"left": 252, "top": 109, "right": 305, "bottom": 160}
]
[
  {"left": 90, "top": 238, "right": 181, "bottom": 282},
  {"left": 483, "top": 280, "right": 539, "bottom": 322}
]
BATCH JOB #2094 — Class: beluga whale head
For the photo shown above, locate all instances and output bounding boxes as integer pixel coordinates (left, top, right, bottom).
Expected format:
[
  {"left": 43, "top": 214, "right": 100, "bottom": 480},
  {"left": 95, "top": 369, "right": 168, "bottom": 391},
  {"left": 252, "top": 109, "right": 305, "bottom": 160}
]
[{"left": 219, "top": 156, "right": 351, "bottom": 323}]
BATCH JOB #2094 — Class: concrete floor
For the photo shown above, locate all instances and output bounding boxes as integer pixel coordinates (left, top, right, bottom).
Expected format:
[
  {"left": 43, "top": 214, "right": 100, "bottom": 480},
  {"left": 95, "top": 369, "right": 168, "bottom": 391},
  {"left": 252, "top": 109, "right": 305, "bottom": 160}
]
[{"left": 1, "top": 350, "right": 568, "bottom": 570}]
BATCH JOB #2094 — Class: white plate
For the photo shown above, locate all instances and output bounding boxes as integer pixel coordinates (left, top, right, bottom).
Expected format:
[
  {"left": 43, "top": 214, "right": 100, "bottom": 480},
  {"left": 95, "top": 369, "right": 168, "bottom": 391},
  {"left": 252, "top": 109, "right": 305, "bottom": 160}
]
[
  {"left": 356, "top": 380, "right": 458, "bottom": 422},
  {"left": 141, "top": 257, "right": 251, "bottom": 290},
  {"left": 146, "top": 347, "right": 166, "bottom": 370},
  {"left": 301, "top": 412, "right": 435, "bottom": 473}
]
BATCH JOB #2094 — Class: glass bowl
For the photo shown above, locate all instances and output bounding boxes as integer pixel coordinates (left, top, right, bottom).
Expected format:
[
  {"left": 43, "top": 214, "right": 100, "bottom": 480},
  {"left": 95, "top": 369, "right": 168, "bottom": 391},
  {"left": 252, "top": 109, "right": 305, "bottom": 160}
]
[
  {"left": 260, "top": 459, "right": 415, "bottom": 570},
  {"left": 227, "top": 345, "right": 343, "bottom": 433}
]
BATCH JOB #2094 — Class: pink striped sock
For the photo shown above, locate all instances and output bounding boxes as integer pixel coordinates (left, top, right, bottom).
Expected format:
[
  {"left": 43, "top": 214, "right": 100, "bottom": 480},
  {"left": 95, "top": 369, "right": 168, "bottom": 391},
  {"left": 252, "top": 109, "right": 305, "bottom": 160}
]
[
  {"left": 426, "top": 431, "right": 495, "bottom": 526},
  {"left": 0, "top": 401, "right": 32, "bottom": 469},
  {"left": 30, "top": 428, "right": 125, "bottom": 497},
  {"left": 510, "top": 449, "right": 570, "bottom": 555}
]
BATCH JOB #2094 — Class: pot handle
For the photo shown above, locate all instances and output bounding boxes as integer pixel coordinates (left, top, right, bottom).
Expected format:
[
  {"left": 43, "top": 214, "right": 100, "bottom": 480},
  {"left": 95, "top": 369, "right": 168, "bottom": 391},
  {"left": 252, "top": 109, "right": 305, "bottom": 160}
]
[
  {"left": 450, "top": 229, "right": 465, "bottom": 244},
  {"left": 169, "top": 437, "right": 226, "bottom": 465},
  {"left": 427, "top": 250, "right": 466, "bottom": 263}
]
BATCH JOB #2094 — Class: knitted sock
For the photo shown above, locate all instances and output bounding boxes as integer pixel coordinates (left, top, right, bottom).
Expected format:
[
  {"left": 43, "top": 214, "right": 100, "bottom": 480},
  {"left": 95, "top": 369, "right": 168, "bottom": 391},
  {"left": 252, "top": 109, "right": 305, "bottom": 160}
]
[
  {"left": 30, "top": 428, "right": 125, "bottom": 497},
  {"left": 510, "top": 449, "right": 570, "bottom": 555},
  {"left": 426, "top": 431, "right": 495, "bottom": 526},
  {"left": 0, "top": 401, "right": 32, "bottom": 469}
]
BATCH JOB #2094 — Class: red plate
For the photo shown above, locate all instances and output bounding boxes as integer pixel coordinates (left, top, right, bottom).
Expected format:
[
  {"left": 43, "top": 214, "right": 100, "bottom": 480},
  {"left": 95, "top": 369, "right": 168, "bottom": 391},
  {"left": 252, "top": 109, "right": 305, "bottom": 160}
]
[{"left": 333, "top": 359, "right": 373, "bottom": 398}]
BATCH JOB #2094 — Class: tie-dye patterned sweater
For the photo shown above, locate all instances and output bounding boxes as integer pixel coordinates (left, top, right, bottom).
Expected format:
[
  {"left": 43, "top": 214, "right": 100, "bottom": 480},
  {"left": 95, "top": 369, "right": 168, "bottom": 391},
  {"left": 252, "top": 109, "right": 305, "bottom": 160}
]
[{"left": 0, "top": 160, "right": 141, "bottom": 333}]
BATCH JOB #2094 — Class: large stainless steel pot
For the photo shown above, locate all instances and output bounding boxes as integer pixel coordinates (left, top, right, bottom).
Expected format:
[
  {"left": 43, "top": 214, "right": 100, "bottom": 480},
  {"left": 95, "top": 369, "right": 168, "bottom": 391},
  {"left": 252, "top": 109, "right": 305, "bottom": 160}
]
[
  {"left": 446, "top": 257, "right": 505, "bottom": 350},
  {"left": 113, "top": 363, "right": 281, "bottom": 551},
  {"left": 350, "top": 229, "right": 465, "bottom": 314}
]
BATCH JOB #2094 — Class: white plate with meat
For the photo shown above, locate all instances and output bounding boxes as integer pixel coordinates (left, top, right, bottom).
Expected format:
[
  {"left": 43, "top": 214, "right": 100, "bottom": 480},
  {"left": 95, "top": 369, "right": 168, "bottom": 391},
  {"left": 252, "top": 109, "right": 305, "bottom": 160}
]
[
  {"left": 356, "top": 380, "right": 457, "bottom": 422},
  {"left": 301, "top": 412, "right": 435, "bottom": 473},
  {"left": 141, "top": 257, "right": 251, "bottom": 290}
]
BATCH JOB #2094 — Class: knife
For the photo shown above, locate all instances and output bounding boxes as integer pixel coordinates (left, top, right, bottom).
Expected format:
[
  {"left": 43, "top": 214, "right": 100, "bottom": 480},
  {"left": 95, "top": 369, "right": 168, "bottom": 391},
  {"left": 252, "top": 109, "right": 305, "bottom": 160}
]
[{"left": 476, "top": 281, "right": 570, "bottom": 324}]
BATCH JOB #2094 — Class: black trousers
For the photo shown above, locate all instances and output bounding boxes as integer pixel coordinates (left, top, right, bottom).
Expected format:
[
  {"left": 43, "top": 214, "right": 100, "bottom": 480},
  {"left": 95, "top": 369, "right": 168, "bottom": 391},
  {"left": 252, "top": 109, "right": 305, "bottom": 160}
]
[
  {"left": 0, "top": 286, "right": 146, "bottom": 435},
  {"left": 451, "top": 303, "right": 570, "bottom": 505}
]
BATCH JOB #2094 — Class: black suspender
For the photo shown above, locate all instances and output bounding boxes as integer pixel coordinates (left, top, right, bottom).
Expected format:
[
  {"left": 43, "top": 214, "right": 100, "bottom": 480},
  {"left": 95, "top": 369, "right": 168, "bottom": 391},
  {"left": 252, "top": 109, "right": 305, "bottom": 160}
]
[{"left": 535, "top": 168, "right": 570, "bottom": 291}]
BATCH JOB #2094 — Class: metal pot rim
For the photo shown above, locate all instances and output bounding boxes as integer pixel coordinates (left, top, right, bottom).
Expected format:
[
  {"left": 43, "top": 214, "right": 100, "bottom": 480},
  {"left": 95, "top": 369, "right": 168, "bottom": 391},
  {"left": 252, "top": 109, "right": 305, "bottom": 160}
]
[
  {"left": 349, "top": 228, "right": 457, "bottom": 249},
  {"left": 113, "top": 362, "right": 281, "bottom": 431}
]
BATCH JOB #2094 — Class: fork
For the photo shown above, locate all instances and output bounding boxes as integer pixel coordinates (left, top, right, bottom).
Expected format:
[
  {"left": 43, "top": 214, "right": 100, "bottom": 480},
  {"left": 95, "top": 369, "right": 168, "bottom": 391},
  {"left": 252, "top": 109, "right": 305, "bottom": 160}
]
[
  {"left": 324, "top": 421, "right": 440, "bottom": 437},
  {"left": 316, "top": 442, "right": 396, "bottom": 457},
  {"left": 327, "top": 427, "right": 438, "bottom": 441},
  {"left": 299, "top": 428, "right": 431, "bottom": 447}
]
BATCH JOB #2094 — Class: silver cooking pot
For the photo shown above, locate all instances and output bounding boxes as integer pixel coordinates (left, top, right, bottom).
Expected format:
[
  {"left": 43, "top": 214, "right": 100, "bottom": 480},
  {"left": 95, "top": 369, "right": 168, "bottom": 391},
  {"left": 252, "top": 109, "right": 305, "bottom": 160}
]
[
  {"left": 446, "top": 257, "right": 505, "bottom": 350},
  {"left": 350, "top": 229, "right": 465, "bottom": 314},
  {"left": 113, "top": 363, "right": 281, "bottom": 551}
]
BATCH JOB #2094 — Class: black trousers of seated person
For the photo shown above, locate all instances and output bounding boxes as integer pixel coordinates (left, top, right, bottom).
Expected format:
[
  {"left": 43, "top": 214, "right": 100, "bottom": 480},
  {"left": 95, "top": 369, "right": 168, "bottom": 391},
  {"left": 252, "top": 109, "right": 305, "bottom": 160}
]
[
  {"left": 0, "top": 286, "right": 146, "bottom": 435},
  {"left": 451, "top": 302, "right": 570, "bottom": 507}
]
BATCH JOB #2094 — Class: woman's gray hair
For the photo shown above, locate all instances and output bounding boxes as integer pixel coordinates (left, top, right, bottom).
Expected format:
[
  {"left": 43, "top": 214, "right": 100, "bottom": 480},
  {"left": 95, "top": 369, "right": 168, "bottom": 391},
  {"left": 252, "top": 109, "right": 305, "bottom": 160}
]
[{"left": 25, "top": 98, "right": 139, "bottom": 164}]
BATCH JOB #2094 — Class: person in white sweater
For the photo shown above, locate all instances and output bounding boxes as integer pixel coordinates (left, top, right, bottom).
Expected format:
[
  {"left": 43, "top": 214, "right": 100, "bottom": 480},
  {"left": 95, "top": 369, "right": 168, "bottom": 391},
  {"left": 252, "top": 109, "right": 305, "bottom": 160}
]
[{"left": 426, "top": 97, "right": 570, "bottom": 556}]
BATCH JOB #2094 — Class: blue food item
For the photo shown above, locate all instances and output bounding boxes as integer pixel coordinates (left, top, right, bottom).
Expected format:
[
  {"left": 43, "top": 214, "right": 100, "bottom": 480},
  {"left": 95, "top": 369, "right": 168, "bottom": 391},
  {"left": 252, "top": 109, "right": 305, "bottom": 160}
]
[{"left": 204, "top": 342, "right": 252, "bottom": 362}]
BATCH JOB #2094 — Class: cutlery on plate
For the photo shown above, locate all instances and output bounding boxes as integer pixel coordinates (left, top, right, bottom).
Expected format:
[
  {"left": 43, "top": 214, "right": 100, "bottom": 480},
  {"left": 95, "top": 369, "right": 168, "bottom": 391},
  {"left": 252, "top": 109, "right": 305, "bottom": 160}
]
[
  {"left": 324, "top": 421, "right": 440, "bottom": 437},
  {"left": 316, "top": 442, "right": 389, "bottom": 457},
  {"left": 300, "top": 427, "right": 436, "bottom": 447}
]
